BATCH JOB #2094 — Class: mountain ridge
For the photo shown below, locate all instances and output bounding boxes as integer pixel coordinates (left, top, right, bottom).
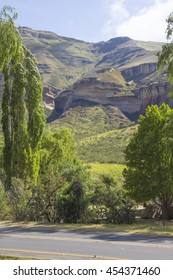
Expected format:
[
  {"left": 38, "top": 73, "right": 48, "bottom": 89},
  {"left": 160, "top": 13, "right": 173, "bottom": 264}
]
[{"left": 0, "top": 27, "right": 170, "bottom": 123}]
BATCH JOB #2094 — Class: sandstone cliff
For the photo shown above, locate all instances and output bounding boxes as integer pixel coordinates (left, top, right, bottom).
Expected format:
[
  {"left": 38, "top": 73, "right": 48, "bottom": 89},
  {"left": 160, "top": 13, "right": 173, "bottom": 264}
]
[{"left": 55, "top": 66, "right": 171, "bottom": 119}]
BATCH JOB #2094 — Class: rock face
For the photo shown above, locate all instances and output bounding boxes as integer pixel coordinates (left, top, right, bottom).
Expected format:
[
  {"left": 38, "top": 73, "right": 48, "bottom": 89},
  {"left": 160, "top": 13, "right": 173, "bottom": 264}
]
[
  {"left": 121, "top": 63, "right": 157, "bottom": 82},
  {"left": 55, "top": 74, "right": 171, "bottom": 119},
  {"left": 42, "top": 88, "right": 55, "bottom": 109}
]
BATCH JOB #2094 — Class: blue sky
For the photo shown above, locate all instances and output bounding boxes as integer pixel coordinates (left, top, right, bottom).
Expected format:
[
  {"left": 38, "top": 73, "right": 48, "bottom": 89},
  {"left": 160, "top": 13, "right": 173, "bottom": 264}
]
[{"left": 0, "top": 0, "right": 172, "bottom": 42}]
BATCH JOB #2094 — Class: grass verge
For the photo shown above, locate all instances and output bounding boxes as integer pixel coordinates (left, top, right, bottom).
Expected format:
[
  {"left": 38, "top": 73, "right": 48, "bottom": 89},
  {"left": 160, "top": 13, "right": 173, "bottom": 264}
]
[
  {"left": 0, "top": 255, "right": 35, "bottom": 260},
  {"left": 0, "top": 220, "right": 173, "bottom": 236}
]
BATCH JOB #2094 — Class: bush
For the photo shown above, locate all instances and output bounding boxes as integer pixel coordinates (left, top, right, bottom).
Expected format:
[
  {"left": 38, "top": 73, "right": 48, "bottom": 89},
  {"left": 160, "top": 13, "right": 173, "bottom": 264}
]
[
  {"left": 28, "top": 161, "right": 91, "bottom": 223},
  {"left": 7, "top": 178, "right": 32, "bottom": 221},
  {"left": 29, "top": 169, "right": 63, "bottom": 223},
  {"left": 89, "top": 174, "right": 135, "bottom": 224},
  {"left": 57, "top": 180, "right": 88, "bottom": 223},
  {"left": 56, "top": 162, "right": 90, "bottom": 223},
  {"left": 0, "top": 180, "right": 10, "bottom": 220}
]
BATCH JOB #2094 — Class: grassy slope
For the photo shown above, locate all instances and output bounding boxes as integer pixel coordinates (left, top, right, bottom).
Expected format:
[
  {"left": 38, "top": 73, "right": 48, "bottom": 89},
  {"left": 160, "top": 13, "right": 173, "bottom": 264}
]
[
  {"left": 89, "top": 163, "right": 125, "bottom": 188},
  {"left": 78, "top": 126, "right": 136, "bottom": 163},
  {"left": 0, "top": 93, "right": 135, "bottom": 165},
  {"left": 21, "top": 28, "right": 97, "bottom": 91},
  {"left": 50, "top": 105, "right": 131, "bottom": 137},
  {"left": 96, "top": 68, "right": 126, "bottom": 84},
  {"left": 49, "top": 105, "right": 135, "bottom": 163}
]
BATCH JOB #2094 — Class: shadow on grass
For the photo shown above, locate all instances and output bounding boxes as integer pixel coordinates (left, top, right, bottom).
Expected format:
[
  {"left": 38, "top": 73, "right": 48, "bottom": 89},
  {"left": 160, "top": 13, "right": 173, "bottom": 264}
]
[{"left": 0, "top": 219, "right": 173, "bottom": 245}]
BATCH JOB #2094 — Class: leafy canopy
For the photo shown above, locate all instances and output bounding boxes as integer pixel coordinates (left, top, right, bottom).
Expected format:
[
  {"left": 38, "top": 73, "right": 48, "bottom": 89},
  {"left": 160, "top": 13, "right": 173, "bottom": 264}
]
[
  {"left": 123, "top": 104, "right": 173, "bottom": 210},
  {"left": 0, "top": 6, "right": 45, "bottom": 186}
]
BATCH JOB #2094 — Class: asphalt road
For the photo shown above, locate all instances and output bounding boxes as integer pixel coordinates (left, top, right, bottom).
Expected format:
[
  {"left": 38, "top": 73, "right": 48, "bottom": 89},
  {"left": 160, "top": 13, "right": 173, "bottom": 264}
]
[{"left": 0, "top": 226, "right": 173, "bottom": 259}]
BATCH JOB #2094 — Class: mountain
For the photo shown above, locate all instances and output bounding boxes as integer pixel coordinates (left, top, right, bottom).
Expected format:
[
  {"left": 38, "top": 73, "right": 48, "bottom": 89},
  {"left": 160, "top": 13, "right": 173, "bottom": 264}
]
[
  {"left": 0, "top": 27, "right": 171, "bottom": 163},
  {"left": 16, "top": 28, "right": 171, "bottom": 122},
  {"left": 53, "top": 37, "right": 171, "bottom": 121}
]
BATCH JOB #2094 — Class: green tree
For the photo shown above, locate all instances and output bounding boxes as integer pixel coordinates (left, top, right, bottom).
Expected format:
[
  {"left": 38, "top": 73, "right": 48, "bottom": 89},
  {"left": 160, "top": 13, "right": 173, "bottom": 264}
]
[
  {"left": 56, "top": 164, "right": 89, "bottom": 223},
  {"left": 0, "top": 6, "right": 22, "bottom": 70},
  {"left": 0, "top": 6, "right": 45, "bottom": 186},
  {"left": 90, "top": 174, "right": 135, "bottom": 224},
  {"left": 123, "top": 104, "right": 173, "bottom": 220},
  {"left": 40, "top": 128, "right": 79, "bottom": 175},
  {"left": 0, "top": 180, "right": 10, "bottom": 220},
  {"left": 30, "top": 128, "right": 90, "bottom": 223},
  {"left": 157, "top": 12, "right": 173, "bottom": 90}
]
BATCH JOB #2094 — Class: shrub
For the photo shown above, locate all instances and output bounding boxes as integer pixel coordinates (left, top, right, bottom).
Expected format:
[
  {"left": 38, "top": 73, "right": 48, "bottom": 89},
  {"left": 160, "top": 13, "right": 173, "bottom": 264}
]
[
  {"left": 0, "top": 180, "right": 10, "bottom": 220},
  {"left": 89, "top": 174, "right": 135, "bottom": 224},
  {"left": 7, "top": 178, "right": 32, "bottom": 221},
  {"left": 57, "top": 180, "right": 88, "bottom": 223}
]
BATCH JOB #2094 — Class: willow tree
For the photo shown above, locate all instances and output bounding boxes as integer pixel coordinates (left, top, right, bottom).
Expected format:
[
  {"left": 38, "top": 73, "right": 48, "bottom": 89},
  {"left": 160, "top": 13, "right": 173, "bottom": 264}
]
[{"left": 0, "top": 6, "right": 45, "bottom": 186}]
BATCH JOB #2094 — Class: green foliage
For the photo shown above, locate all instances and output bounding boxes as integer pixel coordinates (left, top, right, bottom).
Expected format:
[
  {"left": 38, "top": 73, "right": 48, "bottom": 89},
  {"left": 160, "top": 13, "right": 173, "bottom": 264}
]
[
  {"left": 0, "top": 7, "right": 45, "bottom": 186},
  {"left": 88, "top": 174, "right": 135, "bottom": 224},
  {"left": 31, "top": 163, "right": 90, "bottom": 223},
  {"left": 123, "top": 104, "right": 173, "bottom": 219},
  {"left": 0, "top": 124, "right": 136, "bottom": 224},
  {"left": 1, "top": 66, "right": 12, "bottom": 183},
  {"left": 23, "top": 48, "right": 46, "bottom": 183},
  {"left": 0, "top": 6, "right": 22, "bottom": 70},
  {"left": 57, "top": 165, "right": 89, "bottom": 223},
  {"left": 29, "top": 167, "right": 64, "bottom": 223},
  {"left": 40, "top": 128, "right": 79, "bottom": 174},
  {"left": 78, "top": 126, "right": 136, "bottom": 163},
  {"left": 0, "top": 180, "right": 10, "bottom": 220},
  {"left": 29, "top": 128, "right": 90, "bottom": 223},
  {"left": 157, "top": 12, "right": 173, "bottom": 90},
  {"left": 10, "top": 62, "right": 28, "bottom": 180},
  {"left": 7, "top": 178, "right": 32, "bottom": 221},
  {"left": 90, "top": 163, "right": 125, "bottom": 189}
]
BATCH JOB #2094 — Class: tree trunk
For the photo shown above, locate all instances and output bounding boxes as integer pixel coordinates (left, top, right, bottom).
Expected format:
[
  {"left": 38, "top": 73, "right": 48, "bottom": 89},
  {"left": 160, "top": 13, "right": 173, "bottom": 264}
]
[{"left": 161, "top": 202, "right": 169, "bottom": 222}]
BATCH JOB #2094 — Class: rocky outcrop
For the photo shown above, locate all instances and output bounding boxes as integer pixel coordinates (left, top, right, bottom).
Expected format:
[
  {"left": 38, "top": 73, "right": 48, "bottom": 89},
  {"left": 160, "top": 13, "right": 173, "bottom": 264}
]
[
  {"left": 121, "top": 63, "right": 157, "bottom": 82},
  {"left": 19, "top": 27, "right": 61, "bottom": 40},
  {"left": 55, "top": 76, "right": 171, "bottom": 118},
  {"left": 43, "top": 88, "right": 55, "bottom": 109},
  {"left": 55, "top": 89, "right": 73, "bottom": 114},
  {"left": 138, "top": 82, "right": 170, "bottom": 114}
]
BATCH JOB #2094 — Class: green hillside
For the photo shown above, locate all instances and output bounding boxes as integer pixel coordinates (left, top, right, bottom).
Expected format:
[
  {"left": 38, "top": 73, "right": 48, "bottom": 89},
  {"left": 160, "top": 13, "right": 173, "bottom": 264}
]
[
  {"left": 48, "top": 104, "right": 136, "bottom": 163},
  {"left": 49, "top": 105, "right": 132, "bottom": 138},
  {"left": 78, "top": 126, "right": 136, "bottom": 163}
]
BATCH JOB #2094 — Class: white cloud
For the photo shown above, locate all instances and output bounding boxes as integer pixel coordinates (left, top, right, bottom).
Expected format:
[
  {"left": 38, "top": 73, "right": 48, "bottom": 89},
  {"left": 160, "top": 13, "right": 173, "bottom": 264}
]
[
  {"left": 102, "top": 0, "right": 173, "bottom": 42},
  {"left": 102, "top": 0, "right": 129, "bottom": 36}
]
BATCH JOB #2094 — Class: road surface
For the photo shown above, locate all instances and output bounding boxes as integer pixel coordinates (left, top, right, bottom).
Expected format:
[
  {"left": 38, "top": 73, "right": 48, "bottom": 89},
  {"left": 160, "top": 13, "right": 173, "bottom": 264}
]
[{"left": 0, "top": 225, "right": 173, "bottom": 259}]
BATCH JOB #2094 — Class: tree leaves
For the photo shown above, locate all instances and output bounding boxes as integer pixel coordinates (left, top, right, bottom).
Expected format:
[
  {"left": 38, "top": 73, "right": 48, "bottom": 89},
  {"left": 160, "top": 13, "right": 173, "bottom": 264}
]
[
  {"left": 0, "top": 6, "right": 45, "bottom": 186},
  {"left": 123, "top": 104, "right": 173, "bottom": 218}
]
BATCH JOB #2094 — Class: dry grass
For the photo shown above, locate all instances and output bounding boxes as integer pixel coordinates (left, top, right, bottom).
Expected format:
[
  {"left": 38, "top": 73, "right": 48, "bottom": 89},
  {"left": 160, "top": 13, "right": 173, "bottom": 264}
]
[{"left": 1, "top": 219, "right": 173, "bottom": 236}]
